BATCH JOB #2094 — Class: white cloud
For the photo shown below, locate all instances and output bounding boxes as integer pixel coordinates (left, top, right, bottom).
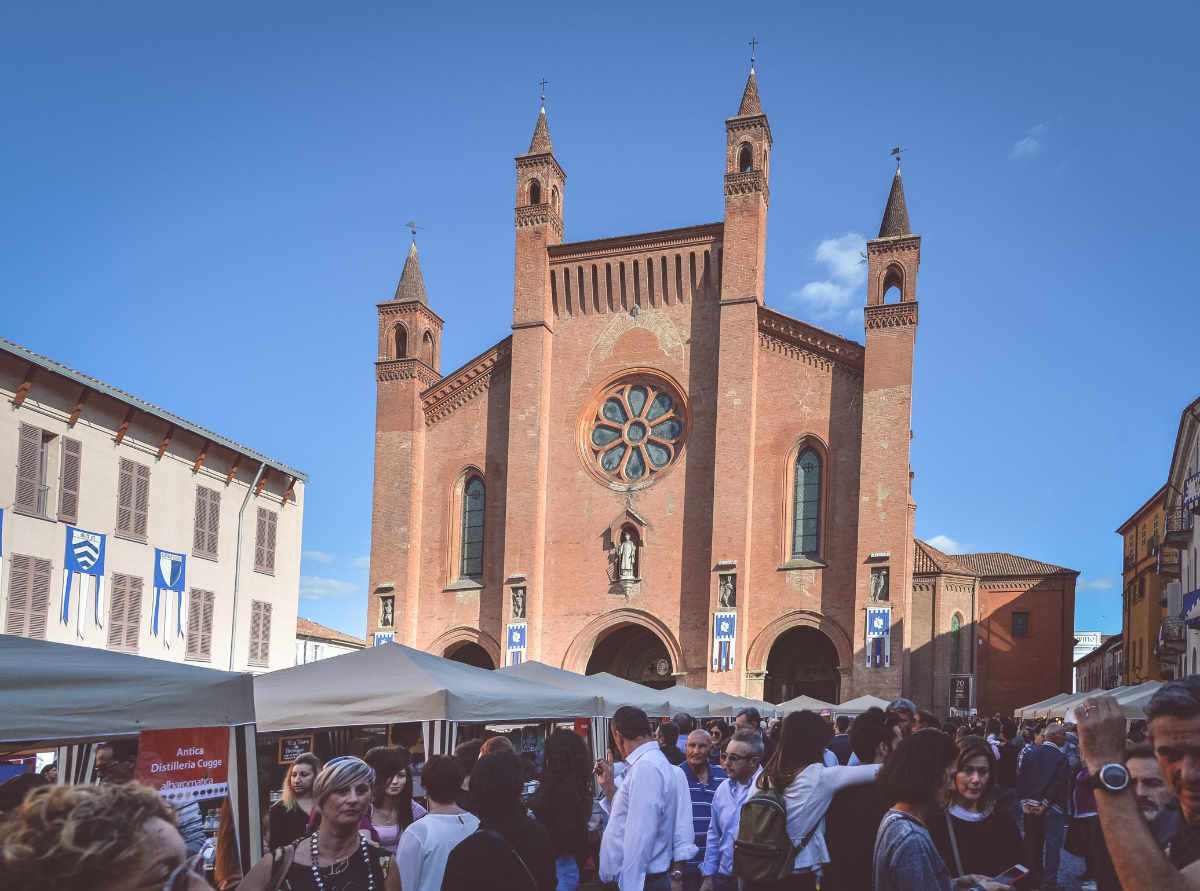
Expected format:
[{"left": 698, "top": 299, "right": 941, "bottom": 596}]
[
  {"left": 351, "top": 556, "right": 371, "bottom": 570},
  {"left": 791, "top": 233, "right": 867, "bottom": 320},
  {"left": 1077, "top": 577, "right": 1116, "bottom": 592},
  {"left": 302, "top": 550, "right": 336, "bottom": 565},
  {"left": 1010, "top": 122, "right": 1050, "bottom": 160},
  {"left": 926, "top": 534, "right": 964, "bottom": 554},
  {"left": 299, "top": 576, "right": 358, "bottom": 602}
]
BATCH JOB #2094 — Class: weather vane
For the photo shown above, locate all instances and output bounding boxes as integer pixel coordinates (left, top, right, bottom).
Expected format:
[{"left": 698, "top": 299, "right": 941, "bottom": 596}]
[
  {"left": 749, "top": 37, "right": 758, "bottom": 68},
  {"left": 538, "top": 78, "right": 548, "bottom": 106},
  {"left": 891, "top": 146, "right": 906, "bottom": 168},
  {"left": 404, "top": 220, "right": 421, "bottom": 240}
]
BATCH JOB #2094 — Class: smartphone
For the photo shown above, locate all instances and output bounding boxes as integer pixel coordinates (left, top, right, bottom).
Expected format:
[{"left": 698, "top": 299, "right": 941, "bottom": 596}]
[{"left": 992, "top": 864, "right": 1029, "bottom": 886}]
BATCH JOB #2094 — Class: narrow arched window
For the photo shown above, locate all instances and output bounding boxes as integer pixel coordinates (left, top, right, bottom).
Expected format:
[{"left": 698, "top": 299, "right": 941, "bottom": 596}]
[
  {"left": 951, "top": 613, "right": 963, "bottom": 675},
  {"left": 529, "top": 179, "right": 542, "bottom": 205},
  {"left": 422, "top": 330, "right": 434, "bottom": 365},
  {"left": 738, "top": 144, "right": 753, "bottom": 172},
  {"left": 394, "top": 325, "right": 407, "bottom": 359},
  {"left": 461, "top": 477, "right": 485, "bottom": 579},
  {"left": 551, "top": 185, "right": 560, "bottom": 209},
  {"left": 792, "top": 447, "right": 821, "bottom": 558}
]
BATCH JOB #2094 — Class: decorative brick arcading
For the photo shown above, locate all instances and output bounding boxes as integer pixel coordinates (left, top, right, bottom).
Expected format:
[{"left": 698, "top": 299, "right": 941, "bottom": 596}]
[
  {"left": 375, "top": 358, "right": 440, "bottom": 387},
  {"left": 757, "top": 306, "right": 865, "bottom": 373},
  {"left": 515, "top": 204, "right": 563, "bottom": 238},
  {"left": 864, "top": 303, "right": 918, "bottom": 330},
  {"left": 422, "top": 339, "right": 512, "bottom": 426},
  {"left": 724, "top": 171, "right": 769, "bottom": 205},
  {"left": 867, "top": 234, "right": 921, "bottom": 258},
  {"left": 376, "top": 300, "right": 445, "bottom": 328}
]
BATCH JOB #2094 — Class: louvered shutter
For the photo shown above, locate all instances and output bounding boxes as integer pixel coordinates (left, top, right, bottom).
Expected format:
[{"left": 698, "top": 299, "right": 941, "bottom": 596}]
[
  {"left": 107, "top": 574, "right": 127, "bottom": 649},
  {"left": 123, "top": 575, "right": 143, "bottom": 650},
  {"left": 248, "top": 602, "right": 263, "bottom": 665},
  {"left": 58, "top": 437, "right": 83, "bottom": 523},
  {"left": 132, "top": 464, "right": 150, "bottom": 540},
  {"left": 254, "top": 509, "right": 267, "bottom": 572},
  {"left": 5, "top": 554, "right": 31, "bottom": 636},
  {"left": 27, "top": 558, "right": 51, "bottom": 640},
  {"left": 186, "top": 589, "right": 204, "bottom": 659},
  {"left": 200, "top": 591, "right": 214, "bottom": 659},
  {"left": 258, "top": 601, "right": 272, "bottom": 665},
  {"left": 206, "top": 489, "right": 220, "bottom": 557},
  {"left": 14, "top": 424, "right": 42, "bottom": 514},
  {"left": 264, "top": 511, "right": 277, "bottom": 574},
  {"left": 192, "top": 488, "right": 208, "bottom": 554},
  {"left": 116, "top": 459, "right": 134, "bottom": 536}
]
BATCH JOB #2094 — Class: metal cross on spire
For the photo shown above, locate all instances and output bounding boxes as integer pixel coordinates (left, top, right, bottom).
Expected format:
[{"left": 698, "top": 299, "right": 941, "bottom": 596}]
[
  {"left": 538, "top": 78, "right": 549, "bottom": 107},
  {"left": 749, "top": 37, "right": 759, "bottom": 69},
  {"left": 891, "top": 146, "right": 906, "bottom": 168}
]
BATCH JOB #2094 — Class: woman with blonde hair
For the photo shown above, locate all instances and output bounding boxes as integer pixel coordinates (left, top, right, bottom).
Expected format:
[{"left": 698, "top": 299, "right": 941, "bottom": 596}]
[
  {"left": 0, "top": 782, "right": 207, "bottom": 891},
  {"left": 269, "top": 752, "right": 322, "bottom": 850}
]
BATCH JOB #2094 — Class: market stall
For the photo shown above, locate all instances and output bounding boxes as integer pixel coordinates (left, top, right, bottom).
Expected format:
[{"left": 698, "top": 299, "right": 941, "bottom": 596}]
[
  {"left": 833, "top": 693, "right": 892, "bottom": 716},
  {"left": 775, "top": 693, "right": 838, "bottom": 714}
]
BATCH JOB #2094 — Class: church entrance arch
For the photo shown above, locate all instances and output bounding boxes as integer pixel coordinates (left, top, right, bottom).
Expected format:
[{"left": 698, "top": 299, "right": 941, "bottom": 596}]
[
  {"left": 764, "top": 627, "right": 840, "bottom": 704},
  {"left": 444, "top": 641, "right": 495, "bottom": 670},
  {"left": 563, "top": 608, "right": 685, "bottom": 690}
]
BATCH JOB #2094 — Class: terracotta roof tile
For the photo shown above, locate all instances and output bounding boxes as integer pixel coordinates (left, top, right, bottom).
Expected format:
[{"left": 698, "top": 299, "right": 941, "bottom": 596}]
[
  {"left": 877, "top": 169, "right": 911, "bottom": 238},
  {"left": 913, "top": 539, "right": 975, "bottom": 575},
  {"left": 737, "top": 70, "right": 763, "bottom": 116},
  {"left": 393, "top": 240, "right": 427, "bottom": 304},
  {"left": 950, "top": 552, "right": 1077, "bottom": 577},
  {"left": 296, "top": 617, "right": 364, "bottom": 648},
  {"left": 527, "top": 107, "right": 553, "bottom": 154}
]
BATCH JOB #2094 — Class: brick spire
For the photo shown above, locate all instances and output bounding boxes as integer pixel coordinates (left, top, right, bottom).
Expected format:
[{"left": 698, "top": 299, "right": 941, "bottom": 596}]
[
  {"left": 528, "top": 106, "right": 554, "bottom": 154},
  {"left": 393, "top": 239, "right": 427, "bottom": 304},
  {"left": 736, "top": 69, "right": 763, "bottom": 116},
  {"left": 877, "top": 168, "right": 911, "bottom": 237}
]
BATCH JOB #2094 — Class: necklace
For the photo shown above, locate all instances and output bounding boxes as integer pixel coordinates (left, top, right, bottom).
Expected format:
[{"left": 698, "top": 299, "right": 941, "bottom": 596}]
[{"left": 309, "top": 831, "right": 375, "bottom": 891}]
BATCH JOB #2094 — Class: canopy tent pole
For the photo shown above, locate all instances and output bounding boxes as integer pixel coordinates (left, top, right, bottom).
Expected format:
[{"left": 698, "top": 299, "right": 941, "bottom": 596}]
[{"left": 227, "top": 724, "right": 261, "bottom": 871}]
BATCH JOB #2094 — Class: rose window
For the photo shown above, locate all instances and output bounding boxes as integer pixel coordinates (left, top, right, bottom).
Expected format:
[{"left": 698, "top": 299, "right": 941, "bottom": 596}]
[{"left": 583, "top": 378, "right": 685, "bottom": 485}]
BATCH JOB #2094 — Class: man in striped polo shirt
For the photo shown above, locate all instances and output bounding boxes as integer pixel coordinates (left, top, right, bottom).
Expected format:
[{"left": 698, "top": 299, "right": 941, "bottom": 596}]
[{"left": 679, "top": 729, "right": 727, "bottom": 891}]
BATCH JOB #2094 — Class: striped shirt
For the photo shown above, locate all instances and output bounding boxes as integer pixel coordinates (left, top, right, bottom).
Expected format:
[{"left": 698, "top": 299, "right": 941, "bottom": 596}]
[{"left": 680, "top": 760, "right": 727, "bottom": 873}]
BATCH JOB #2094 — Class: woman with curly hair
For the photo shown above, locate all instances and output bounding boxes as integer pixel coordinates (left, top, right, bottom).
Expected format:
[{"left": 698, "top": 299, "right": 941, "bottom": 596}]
[
  {"left": 0, "top": 782, "right": 207, "bottom": 891},
  {"left": 530, "top": 729, "right": 593, "bottom": 890}
]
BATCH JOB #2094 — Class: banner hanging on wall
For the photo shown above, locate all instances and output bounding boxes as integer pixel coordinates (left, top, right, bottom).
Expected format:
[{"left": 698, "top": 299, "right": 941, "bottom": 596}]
[
  {"left": 712, "top": 610, "right": 737, "bottom": 672},
  {"left": 506, "top": 622, "right": 527, "bottom": 665},
  {"left": 152, "top": 548, "right": 187, "bottom": 645},
  {"left": 866, "top": 606, "right": 892, "bottom": 668},
  {"left": 134, "top": 726, "right": 230, "bottom": 805},
  {"left": 62, "top": 526, "right": 106, "bottom": 638}
]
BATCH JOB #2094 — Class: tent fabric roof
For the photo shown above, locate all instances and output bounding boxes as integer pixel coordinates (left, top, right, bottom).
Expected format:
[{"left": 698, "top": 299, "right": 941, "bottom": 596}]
[
  {"left": 833, "top": 694, "right": 892, "bottom": 715},
  {"left": 775, "top": 694, "right": 838, "bottom": 713},
  {"left": 0, "top": 634, "right": 255, "bottom": 746},
  {"left": 498, "top": 662, "right": 672, "bottom": 718},
  {"left": 254, "top": 643, "right": 601, "bottom": 731}
]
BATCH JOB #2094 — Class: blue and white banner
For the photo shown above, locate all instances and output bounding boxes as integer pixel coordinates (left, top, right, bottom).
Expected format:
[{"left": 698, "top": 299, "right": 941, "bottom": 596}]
[
  {"left": 506, "top": 622, "right": 527, "bottom": 666},
  {"left": 373, "top": 632, "right": 395, "bottom": 646},
  {"left": 712, "top": 611, "right": 737, "bottom": 672},
  {"left": 866, "top": 606, "right": 892, "bottom": 668},
  {"left": 152, "top": 549, "right": 187, "bottom": 644},
  {"left": 62, "top": 526, "right": 106, "bottom": 638}
]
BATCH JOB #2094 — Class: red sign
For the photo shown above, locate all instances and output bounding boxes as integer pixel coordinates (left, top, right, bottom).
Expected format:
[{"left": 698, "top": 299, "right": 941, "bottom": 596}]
[
  {"left": 573, "top": 719, "right": 590, "bottom": 738},
  {"left": 135, "top": 726, "right": 230, "bottom": 804}
]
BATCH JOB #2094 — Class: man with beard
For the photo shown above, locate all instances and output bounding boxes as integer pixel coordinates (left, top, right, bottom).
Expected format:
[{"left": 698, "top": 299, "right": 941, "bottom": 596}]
[{"left": 1077, "top": 676, "right": 1200, "bottom": 889}]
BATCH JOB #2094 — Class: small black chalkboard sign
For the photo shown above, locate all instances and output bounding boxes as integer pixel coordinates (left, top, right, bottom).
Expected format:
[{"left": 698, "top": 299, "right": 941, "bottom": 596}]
[{"left": 278, "top": 734, "right": 314, "bottom": 765}]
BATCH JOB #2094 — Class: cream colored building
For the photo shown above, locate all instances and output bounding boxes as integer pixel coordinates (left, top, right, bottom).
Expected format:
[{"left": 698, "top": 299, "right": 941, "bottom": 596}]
[
  {"left": 295, "top": 617, "right": 364, "bottom": 664},
  {"left": 0, "top": 337, "right": 305, "bottom": 672}
]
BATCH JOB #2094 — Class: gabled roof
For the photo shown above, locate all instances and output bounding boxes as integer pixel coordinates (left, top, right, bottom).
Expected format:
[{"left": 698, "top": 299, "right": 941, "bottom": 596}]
[
  {"left": 913, "top": 539, "right": 974, "bottom": 575},
  {"left": 393, "top": 240, "right": 427, "bottom": 304},
  {"left": 951, "top": 552, "right": 1077, "bottom": 578},
  {"left": 877, "top": 168, "right": 911, "bottom": 238},
  {"left": 296, "top": 617, "right": 364, "bottom": 648}
]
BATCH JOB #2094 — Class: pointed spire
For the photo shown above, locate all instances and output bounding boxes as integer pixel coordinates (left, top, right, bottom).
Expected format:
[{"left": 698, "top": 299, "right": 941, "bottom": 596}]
[
  {"left": 877, "top": 168, "right": 911, "bottom": 238},
  {"left": 737, "top": 70, "right": 763, "bottom": 116},
  {"left": 394, "top": 239, "right": 427, "bottom": 304},
  {"left": 528, "top": 106, "right": 554, "bottom": 154}
]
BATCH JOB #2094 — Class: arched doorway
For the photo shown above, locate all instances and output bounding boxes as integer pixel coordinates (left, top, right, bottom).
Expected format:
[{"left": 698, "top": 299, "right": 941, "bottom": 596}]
[
  {"left": 764, "top": 626, "right": 840, "bottom": 704},
  {"left": 585, "top": 624, "right": 673, "bottom": 689},
  {"left": 444, "top": 642, "right": 495, "bottom": 670}
]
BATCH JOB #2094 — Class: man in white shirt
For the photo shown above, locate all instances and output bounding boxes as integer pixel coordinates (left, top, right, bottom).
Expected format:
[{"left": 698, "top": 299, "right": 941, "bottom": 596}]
[
  {"left": 600, "top": 705, "right": 697, "bottom": 891},
  {"left": 700, "top": 729, "right": 764, "bottom": 891}
]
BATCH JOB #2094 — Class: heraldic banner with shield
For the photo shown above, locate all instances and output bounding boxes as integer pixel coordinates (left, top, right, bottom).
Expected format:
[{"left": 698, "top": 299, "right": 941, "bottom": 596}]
[
  {"left": 153, "top": 548, "right": 187, "bottom": 645},
  {"left": 63, "top": 526, "right": 107, "bottom": 638},
  {"left": 506, "top": 622, "right": 527, "bottom": 666},
  {"left": 866, "top": 605, "right": 892, "bottom": 668},
  {"left": 712, "top": 610, "right": 737, "bottom": 672}
]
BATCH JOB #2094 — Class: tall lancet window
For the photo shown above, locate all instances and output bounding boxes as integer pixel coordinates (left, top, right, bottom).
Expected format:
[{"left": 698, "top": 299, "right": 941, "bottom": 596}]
[
  {"left": 460, "top": 477, "right": 485, "bottom": 579},
  {"left": 792, "top": 448, "right": 821, "bottom": 558}
]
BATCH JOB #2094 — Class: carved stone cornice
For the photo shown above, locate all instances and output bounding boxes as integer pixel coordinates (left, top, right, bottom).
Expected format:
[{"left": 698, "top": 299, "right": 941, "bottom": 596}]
[
  {"left": 548, "top": 222, "right": 723, "bottom": 264},
  {"left": 865, "top": 302, "right": 918, "bottom": 330},
  {"left": 724, "top": 171, "right": 769, "bottom": 205},
  {"left": 867, "top": 234, "right": 921, "bottom": 257},
  {"left": 757, "top": 306, "right": 865, "bottom": 372},
  {"left": 725, "top": 114, "right": 773, "bottom": 144},
  {"left": 376, "top": 300, "right": 445, "bottom": 328},
  {"left": 422, "top": 339, "right": 512, "bottom": 426},
  {"left": 514, "top": 204, "right": 564, "bottom": 238},
  {"left": 514, "top": 152, "right": 567, "bottom": 183},
  {"left": 375, "top": 358, "right": 440, "bottom": 386}
]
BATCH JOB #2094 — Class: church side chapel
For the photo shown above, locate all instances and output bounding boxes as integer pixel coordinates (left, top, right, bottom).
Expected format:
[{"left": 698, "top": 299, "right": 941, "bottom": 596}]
[{"left": 366, "top": 62, "right": 1074, "bottom": 711}]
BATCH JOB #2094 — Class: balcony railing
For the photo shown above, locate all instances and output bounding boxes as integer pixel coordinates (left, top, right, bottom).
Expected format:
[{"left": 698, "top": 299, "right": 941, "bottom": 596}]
[
  {"left": 1159, "top": 548, "right": 1181, "bottom": 579},
  {"left": 1165, "top": 508, "right": 1195, "bottom": 548}
]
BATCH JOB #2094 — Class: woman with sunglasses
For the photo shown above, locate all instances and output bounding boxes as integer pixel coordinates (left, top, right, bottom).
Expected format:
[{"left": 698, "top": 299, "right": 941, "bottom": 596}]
[{"left": 0, "top": 782, "right": 208, "bottom": 891}]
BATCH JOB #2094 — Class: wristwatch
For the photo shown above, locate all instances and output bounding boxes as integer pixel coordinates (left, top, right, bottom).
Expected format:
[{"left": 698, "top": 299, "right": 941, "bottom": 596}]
[
  {"left": 670, "top": 869, "right": 684, "bottom": 881},
  {"left": 1088, "top": 762, "right": 1131, "bottom": 792}
]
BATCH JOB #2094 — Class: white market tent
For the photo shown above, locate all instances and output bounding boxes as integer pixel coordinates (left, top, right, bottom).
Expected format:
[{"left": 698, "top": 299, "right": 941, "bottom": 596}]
[
  {"left": 1014, "top": 692, "right": 1074, "bottom": 719},
  {"left": 498, "top": 661, "right": 673, "bottom": 717},
  {"left": 833, "top": 694, "right": 892, "bottom": 716},
  {"left": 0, "top": 634, "right": 261, "bottom": 869},
  {"left": 1046, "top": 687, "right": 1128, "bottom": 720},
  {"left": 776, "top": 693, "right": 838, "bottom": 713}
]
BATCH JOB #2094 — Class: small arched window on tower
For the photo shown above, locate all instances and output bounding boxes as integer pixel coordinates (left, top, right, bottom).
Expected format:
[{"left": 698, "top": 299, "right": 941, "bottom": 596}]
[
  {"left": 551, "top": 185, "right": 560, "bottom": 210},
  {"left": 529, "top": 178, "right": 542, "bottom": 206},
  {"left": 461, "top": 476, "right": 485, "bottom": 579},
  {"left": 951, "top": 612, "right": 964, "bottom": 674},
  {"left": 882, "top": 263, "right": 905, "bottom": 304},
  {"left": 791, "top": 448, "right": 822, "bottom": 559},
  {"left": 738, "top": 143, "right": 753, "bottom": 173},
  {"left": 421, "top": 330, "right": 435, "bottom": 365},
  {"left": 394, "top": 324, "right": 408, "bottom": 359}
]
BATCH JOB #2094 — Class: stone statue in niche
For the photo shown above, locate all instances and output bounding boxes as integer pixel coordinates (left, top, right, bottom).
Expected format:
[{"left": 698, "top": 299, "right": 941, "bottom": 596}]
[
  {"left": 379, "top": 596, "right": 394, "bottom": 627},
  {"left": 618, "top": 532, "right": 638, "bottom": 580},
  {"left": 718, "top": 573, "right": 736, "bottom": 609},
  {"left": 870, "top": 567, "right": 890, "bottom": 602},
  {"left": 511, "top": 586, "right": 526, "bottom": 619}
]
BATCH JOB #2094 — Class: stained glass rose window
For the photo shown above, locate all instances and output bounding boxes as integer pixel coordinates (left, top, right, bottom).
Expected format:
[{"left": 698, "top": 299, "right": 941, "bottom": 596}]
[{"left": 582, "top": 375, "right": 686, "bottom": 486}]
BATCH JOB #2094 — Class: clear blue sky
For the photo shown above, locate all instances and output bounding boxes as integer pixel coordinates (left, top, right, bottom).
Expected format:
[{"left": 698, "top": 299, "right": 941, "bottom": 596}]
[{"left": 4, "top": 1, "right": 1195, "bottom": 638}]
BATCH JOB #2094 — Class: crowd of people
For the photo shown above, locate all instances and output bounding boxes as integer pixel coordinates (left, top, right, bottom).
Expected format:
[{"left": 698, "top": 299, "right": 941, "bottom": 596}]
[{"left": 2, "top": 679, "right": 1200, "bottom": 890}]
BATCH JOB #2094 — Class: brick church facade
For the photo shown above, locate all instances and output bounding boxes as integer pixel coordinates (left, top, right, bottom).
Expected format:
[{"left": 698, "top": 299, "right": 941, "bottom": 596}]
[{"left": 365, "top": 69, "right": 1075, "bottom": 711}]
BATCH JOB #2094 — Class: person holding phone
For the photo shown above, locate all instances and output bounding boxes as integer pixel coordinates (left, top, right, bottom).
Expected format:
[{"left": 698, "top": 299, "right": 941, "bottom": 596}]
[
  {"left": 929, "top": 736, "right": 1029, "bottom": 888},
  {"left": 872, "top": 729, "right": 1009, "bottom": 891}
]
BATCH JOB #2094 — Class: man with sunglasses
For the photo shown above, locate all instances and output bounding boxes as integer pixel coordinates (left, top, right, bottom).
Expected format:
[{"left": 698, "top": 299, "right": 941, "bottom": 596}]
[{"left": 699, "top": 730, "right": 764, "bottom": 891}]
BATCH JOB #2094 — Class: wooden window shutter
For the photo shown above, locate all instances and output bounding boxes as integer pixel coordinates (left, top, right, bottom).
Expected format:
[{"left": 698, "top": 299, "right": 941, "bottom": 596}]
[
  {"left": 107, "top": 573, "right": 128, "bottom": 649},
  {"left": 123, "top": 575, "right": 143, "bottom": 651},
  {"left": 254, "top": 508, "right": 267, "bottom": 572},
  {"left": 14, "top": 424, "right": 42, "bottom": 514},
  {"left": 27, "top": 558, "right": 51, "bottom": 640},
  {"left": 206, "top": 489, "right": 220, "bottom": 557},
  {"left": 186, "top": 589, "right": 204, "bottom": 659},
  {"left": 200, "top": 590, "right": 214, "bottom": 659},
  {"left": 259, "top": 601, "right": 272, "bottom": 665},
  {"left": 249, "top": 600, "right": 271, "bottom": 666},
  {"left": 5, "top": 554, "right": 31, "bottom": 636},
  {"left": 248, "top": 602, "right": 262, "bottom": 665},
  {"left": 192, "top": 488, "right": 208, "bottom": 555},
  {"left": 58, "top": 437, "right": 83, "bottom": 523},
  {"left": 116, "top": 459, "right": 134, "bottom": 536},
  {"left": 265, "top": 510, "right": 277, "bottom": 574},
  {"left": 132, "top": 463, "right": 150, "bottom": 539}
]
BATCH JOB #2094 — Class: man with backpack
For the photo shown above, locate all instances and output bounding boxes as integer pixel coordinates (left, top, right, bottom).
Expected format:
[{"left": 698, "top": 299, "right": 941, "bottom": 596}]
[{"left": 699, "top": 730, "right": 763, "bottom": 891}]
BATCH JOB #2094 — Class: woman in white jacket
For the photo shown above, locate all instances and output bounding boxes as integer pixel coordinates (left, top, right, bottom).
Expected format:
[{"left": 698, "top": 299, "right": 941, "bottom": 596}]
[{"left": 751, "top": 710, "right": 881, "bottom": 890}]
